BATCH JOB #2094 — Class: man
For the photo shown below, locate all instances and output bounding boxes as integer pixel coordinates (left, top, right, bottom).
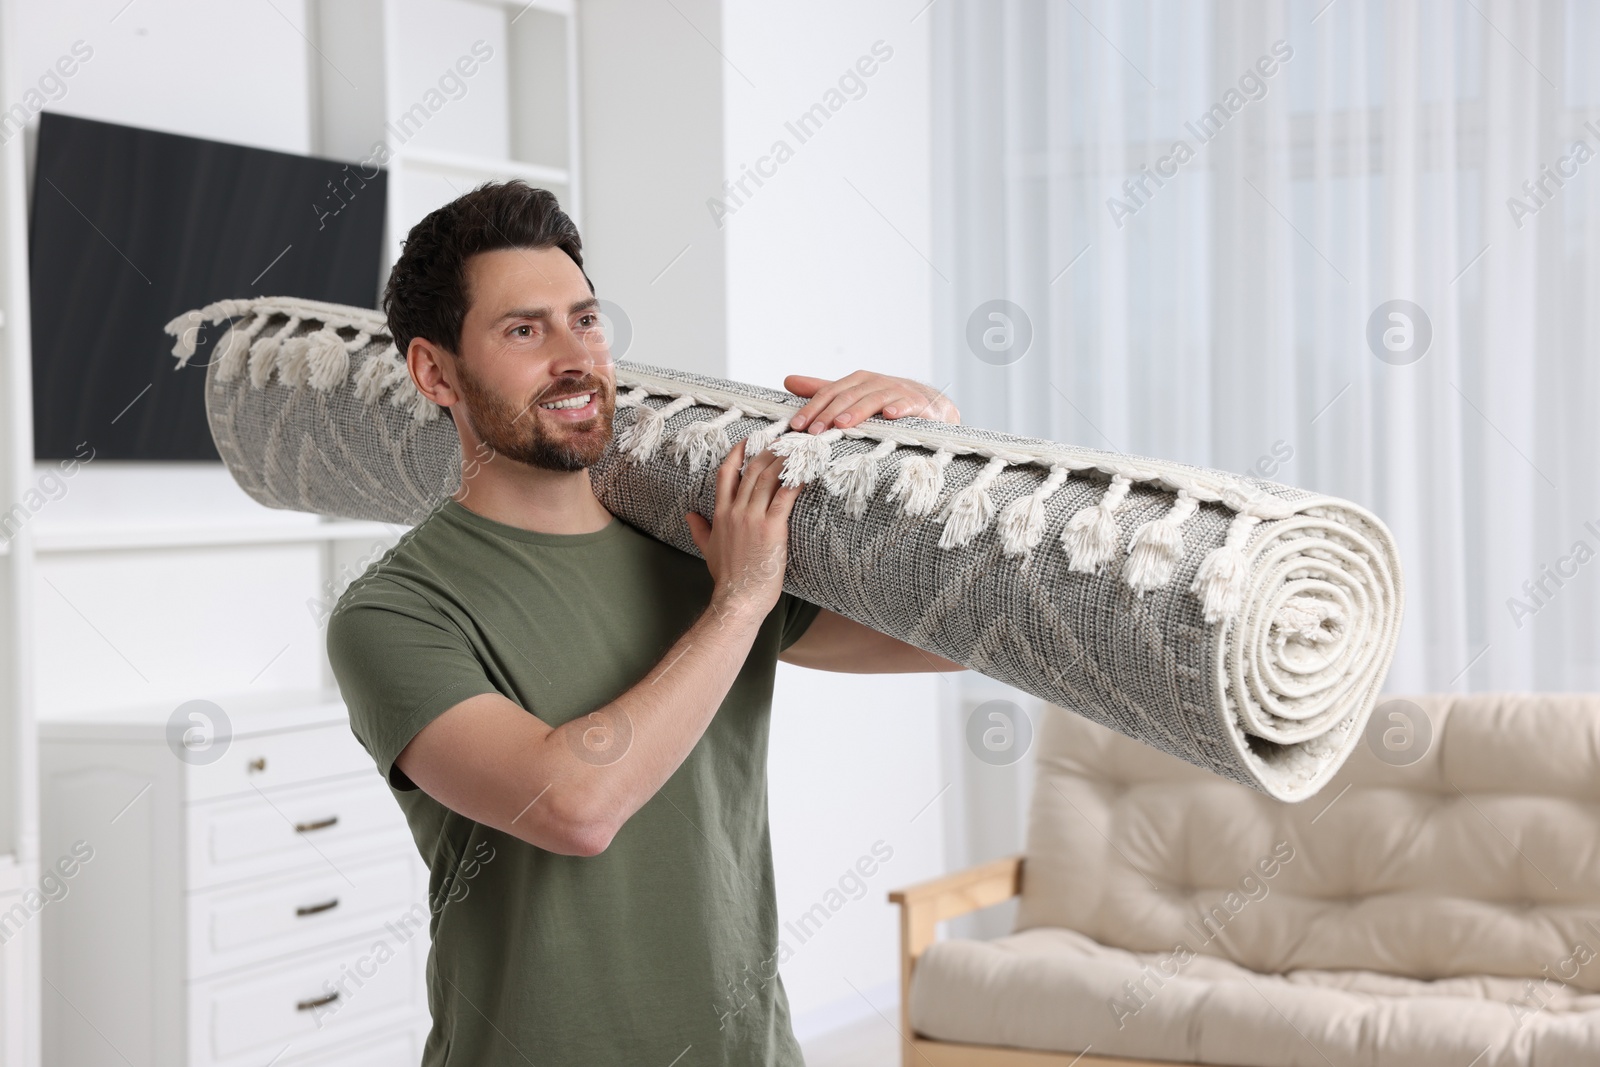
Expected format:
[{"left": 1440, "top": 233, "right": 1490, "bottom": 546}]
[{"left": 326, "top": 179, "right": 966, "bottom": 1066}]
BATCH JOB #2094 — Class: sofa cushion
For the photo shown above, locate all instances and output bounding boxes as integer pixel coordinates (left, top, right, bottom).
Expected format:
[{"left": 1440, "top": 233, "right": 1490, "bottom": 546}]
[
  {"left": 1015, "top": 693, "right": 1600, "bottom": 991},
  {"left": 910, "top": 926, "right": 1600, "bottom": 1066}
]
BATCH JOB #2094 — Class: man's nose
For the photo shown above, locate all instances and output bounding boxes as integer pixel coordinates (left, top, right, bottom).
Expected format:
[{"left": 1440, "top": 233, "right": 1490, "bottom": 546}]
[{"left": 549, "top": 333, "right": 599, "bottom": 375}]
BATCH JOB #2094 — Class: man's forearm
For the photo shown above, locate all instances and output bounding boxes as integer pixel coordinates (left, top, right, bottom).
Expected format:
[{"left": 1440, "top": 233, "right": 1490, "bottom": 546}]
[{"left": 527, "top": 593, "right": 770, "bottom": 852}]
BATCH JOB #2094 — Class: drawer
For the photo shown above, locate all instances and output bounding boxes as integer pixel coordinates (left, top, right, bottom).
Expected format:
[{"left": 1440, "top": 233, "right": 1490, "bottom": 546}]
[
  {"left": 189, "top": 853, "right": 424, "bottom": 979},
  {"left": 185, "top": 721, "right": 375, "bottom": 802},
  {"left": 186, "top": 777, "right": 412, "bottom": 890},
  {"left": 189, "top": 936, "right": 424, "bottom": 1067},
  {"left": 282, "top": 1028, "right": 422, "bottom": 1067}
]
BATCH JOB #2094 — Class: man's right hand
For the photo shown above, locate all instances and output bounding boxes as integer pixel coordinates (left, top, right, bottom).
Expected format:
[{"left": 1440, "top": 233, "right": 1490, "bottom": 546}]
[{"left": 685, "top": 439, "right": 802, "bottom": 618}]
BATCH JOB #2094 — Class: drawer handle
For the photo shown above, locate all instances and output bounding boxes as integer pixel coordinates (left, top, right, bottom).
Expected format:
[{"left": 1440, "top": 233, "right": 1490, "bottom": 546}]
[
  {"left": 293, "top": 815, "right": 339, "bottom": 834},
  {"left": 296, "top": 991, "right": 340, "bottom": 1012},
  {"left": 247, "top": 757, "right": 267, "bottom": 773},
  {"left": 295, "top": 897, "right": 340, "bottom": 918}
]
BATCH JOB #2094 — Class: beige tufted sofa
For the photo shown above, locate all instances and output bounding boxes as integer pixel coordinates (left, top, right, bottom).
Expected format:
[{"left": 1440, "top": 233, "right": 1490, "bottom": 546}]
[{"left": 890, "top": 693, "right": 1600, "bottom": 1067}]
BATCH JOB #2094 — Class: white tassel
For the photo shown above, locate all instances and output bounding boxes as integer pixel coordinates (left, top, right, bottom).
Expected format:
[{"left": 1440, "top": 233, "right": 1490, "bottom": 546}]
[
  {"left": 408, "top": 386, "right": 439, "bottom": 424},
  {"left": 192, "top": 297, "right": 252, "bottom": 322},
  {"left": 669, "top": 407, "right": 744, "bottom": 472},
  {"left": 1061, "top": 473, "right": 1133, "bottom": 573},
  {"left": 937, "top": 455, "right": 1010, "bottom": 549},
  {"left": 767, "top": 428, "right": 844, "bottom": 487},
  {"left": 1123, "top": 488, "right": 1201, "bottom": 595},
  {"left": 342, "top": 332, "right": 372, "bottom": 353},
  {"left": 822, "top": 438, "right": 899, "bottom": 518},
  {"left": 247, "top": 315, "right": 302, "bottom": 387},
  {"left": 162, "top": 298, "right": 272, "bottom": 363},
  {"left": 886, "top": 447, "right": 956, "bottom": 518},
  {"left": 212, "top": 317, "right": 263, "bottom": 382},
  {"left": 1191, "top": 511, "right": 1262, "bottom": 624},
  {"left": 615, "top": 386, "right": 652, "bottom": 410},
  {"left": 374, "top": 355, "right": 437, "bottom": 423},
  {"left": 247, "top": 340, "right": 276, "bottom": 388},
  {"left": 276, "top": 336, "right": 313, "bottom": 387},
  {"left": 385, "top": 369, "right": 423, "bottom": 412},
  {"left": 742, "top": 416, "right": 793, "bottom": 457},
  {"left": 306, "top": 328, "right": 350, "bottom": 391},
  {"left": 998, "top": 464, "right": 1071, "bottom": 558},
  {"left": 618, "top": 394, "right": 697, "bottom": 463},
  {"left": 167, "top": 310, "right": 203, "bottom": 365},
  {"left": 354, "top": 350, "right": 405, "bottom": 405}
]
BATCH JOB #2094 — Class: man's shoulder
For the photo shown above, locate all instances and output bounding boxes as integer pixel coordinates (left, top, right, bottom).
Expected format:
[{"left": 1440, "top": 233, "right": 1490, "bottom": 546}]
[{"left": 329, "top": 503, "right": 460, "bottom": 623}]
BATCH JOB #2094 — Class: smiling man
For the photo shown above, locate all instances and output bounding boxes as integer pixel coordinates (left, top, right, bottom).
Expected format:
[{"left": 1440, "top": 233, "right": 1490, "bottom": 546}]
[{"left": 325, "top": 179, "right": 965, "bottom": 1067}]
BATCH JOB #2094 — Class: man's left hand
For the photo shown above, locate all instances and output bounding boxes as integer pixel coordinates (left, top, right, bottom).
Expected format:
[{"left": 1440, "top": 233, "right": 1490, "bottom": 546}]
[{"left": 783, "top": 371, "right": 960, "bottom": 433}]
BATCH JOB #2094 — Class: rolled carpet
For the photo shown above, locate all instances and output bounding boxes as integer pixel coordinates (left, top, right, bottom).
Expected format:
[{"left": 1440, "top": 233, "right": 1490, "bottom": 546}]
[{"left": 167, "top": 296, "right": 1404, "bottom": 802}]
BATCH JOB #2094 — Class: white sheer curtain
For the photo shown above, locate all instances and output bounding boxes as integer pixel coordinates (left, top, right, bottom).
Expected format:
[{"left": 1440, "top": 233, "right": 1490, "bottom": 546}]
[{"left": 932, "top": 0, "right": 1600, "bottom": 697}]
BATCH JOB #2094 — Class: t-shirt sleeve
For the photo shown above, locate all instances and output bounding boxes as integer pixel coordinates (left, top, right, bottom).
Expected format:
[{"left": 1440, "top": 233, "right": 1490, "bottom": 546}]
[
  {"left": 326, "top": 581, "right": 500, "bottom": 791},
  {"left": 778, "top": 591, "right": 824, "bottom": 653}
]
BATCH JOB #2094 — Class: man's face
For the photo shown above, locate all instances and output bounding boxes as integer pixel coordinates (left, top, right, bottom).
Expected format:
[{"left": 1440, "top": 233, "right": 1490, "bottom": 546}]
[{"left": 450, "top": 246, "right": 616, "bottom": 472}]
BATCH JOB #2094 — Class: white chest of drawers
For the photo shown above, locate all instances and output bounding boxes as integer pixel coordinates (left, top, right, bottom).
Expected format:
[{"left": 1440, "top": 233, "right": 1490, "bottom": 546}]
[{"left": 39, "top": 691, "right": 431, "bottom": 1067}]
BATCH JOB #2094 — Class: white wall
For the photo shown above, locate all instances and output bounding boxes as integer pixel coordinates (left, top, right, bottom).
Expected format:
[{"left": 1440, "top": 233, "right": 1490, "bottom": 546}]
[
  {"left": 10, "top": 1, "right": 312, "bottom": 155},
  {"left": 578, "top": 0, "right": 728, "bottom": 377},
  {"left": 719, "top": 0, "right": 949, "bottom": 1038}
]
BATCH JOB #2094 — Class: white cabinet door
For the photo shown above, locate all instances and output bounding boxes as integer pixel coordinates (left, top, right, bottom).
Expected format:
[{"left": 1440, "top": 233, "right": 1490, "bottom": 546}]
[
  {"left": 186, "top": 777, "right": 411, "bottom": 890},
  {"left": 189, "top": 934, "right": 426, "bottom": 1067},
  {"left": 184, "top": 722, "right": 373, "bottom": 803}
]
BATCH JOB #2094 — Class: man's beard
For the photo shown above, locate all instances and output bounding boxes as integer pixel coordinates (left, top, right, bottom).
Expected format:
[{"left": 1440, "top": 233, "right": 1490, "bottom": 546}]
[{"left": 454, "top": 366, "right": 615, "bottom": 473}]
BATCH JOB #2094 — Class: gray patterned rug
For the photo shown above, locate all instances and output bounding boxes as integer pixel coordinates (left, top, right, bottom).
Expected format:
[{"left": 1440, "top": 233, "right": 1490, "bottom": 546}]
[{"left": 168, "top": 296, "right": 1404, "bottom": 802}]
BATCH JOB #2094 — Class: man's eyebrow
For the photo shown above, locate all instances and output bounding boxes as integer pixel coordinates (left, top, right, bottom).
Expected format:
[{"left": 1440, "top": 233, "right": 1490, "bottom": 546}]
[
  {"left": 493, "top": 306, "right": 552, "bottom": 323},
  {"left": 493, "top": 298, "right": 599, "bottom": 324}
]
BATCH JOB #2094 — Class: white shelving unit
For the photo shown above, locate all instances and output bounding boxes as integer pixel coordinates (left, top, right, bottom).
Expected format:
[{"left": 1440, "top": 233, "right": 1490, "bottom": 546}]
[
  {"left": 0, "top": 0, "right": 41, "bottom": 1059},
  {"left": 32, "top": 519, "right": 404, "bottom": 555},
  {"left": 313, "top": 0, "right": 583, "bottom": 282},
  {"left": 0, "top": 2, "right": 584, "bottom": 1064}
]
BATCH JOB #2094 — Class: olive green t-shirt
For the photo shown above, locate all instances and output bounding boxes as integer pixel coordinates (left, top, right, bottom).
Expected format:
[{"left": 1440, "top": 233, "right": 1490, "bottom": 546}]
[{"left": 325, "top": 498, "right": 822, "bottom": 1066}]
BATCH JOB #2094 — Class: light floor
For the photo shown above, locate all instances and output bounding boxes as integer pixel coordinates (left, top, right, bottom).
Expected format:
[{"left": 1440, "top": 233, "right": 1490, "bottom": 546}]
[{"left": 801, "top": 1016, "right": 902, "bottom": 1067}]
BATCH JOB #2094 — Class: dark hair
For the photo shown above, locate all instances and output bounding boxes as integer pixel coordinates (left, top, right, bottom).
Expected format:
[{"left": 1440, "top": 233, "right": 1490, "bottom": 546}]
[{"left": 382, "top": 179, "right": 590, "bottom": 359}]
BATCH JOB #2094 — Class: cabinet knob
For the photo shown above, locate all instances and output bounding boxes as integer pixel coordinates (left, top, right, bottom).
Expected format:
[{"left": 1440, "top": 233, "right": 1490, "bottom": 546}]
[
  {"left": 296, "top": 991, "right": 340, "bottom": 1012},
  {"left": 295, "top": 897, "right": 340, "bottom": 918},
  {"left": 294, "top": 815, "right": 339, "bottom": 834},
  {"left": 247, "top": 757, "right": 267, "bottom": 773}
]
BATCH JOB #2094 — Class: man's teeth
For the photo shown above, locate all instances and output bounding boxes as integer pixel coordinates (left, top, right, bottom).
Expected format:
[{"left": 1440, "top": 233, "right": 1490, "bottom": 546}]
[{"left": 540, "top": 392, "right": 594, "bottom": 410}]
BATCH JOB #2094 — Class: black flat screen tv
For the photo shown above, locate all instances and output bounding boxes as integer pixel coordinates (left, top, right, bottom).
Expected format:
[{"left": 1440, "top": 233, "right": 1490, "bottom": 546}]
[{"left": 29, "top": 112, "right": 387, "bottom": 460}]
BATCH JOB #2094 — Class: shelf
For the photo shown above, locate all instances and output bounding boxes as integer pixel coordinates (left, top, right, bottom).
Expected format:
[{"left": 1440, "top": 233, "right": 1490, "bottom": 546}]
[
  {"left": 396, "top": 146, "right": 569, "bottom": 188},
  {"left": 36, "top": 686, "right": 347, "bottom": 738},
  {"left": 33, "top": 519, "right": 407, "bottom": 554},
  {"left": 482, "top": 0, "right": 573, "bottom": 16}
]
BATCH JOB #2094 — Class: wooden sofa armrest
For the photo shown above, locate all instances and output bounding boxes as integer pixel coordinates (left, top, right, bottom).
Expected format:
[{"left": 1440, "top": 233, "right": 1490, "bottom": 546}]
[
  {"left": 889, "top": 854, "right": 1024, "bottom": 959},
  {"left": 887, "top": 855, "right": 1192, "bottom": 1066},
  {"left": 888, "top": 856, "right": 1024, "bottom": 1051}
]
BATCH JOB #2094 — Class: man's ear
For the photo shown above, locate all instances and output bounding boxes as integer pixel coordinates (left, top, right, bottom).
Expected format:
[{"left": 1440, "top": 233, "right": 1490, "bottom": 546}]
[{"left": 407, "top": 337, "right": 460, "bottom": 409}]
